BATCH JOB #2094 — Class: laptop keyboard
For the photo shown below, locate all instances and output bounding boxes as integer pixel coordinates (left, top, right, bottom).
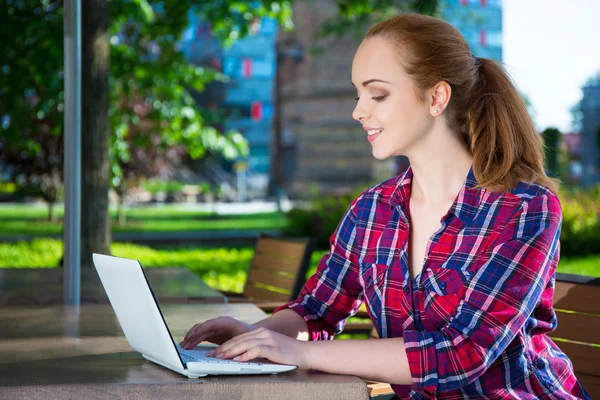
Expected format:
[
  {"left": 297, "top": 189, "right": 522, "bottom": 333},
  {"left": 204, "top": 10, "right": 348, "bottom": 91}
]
[{"left": 176, "top": 346, "right": 263, "bottom": 366}]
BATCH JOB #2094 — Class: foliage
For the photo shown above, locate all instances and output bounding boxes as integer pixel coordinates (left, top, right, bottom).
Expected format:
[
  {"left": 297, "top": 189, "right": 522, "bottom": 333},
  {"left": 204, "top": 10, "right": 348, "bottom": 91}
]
[
  {"left": 285, "top": 187, "right": 366, "bottom": 249},
  {"left": 0, "top": 1, "right": 64, "bottom": 219},
  {"left": 314, "top": 0, "right": 439, "bottom": 44},
  {"left": 559, "top": 185, "right": 600, "bottom": 256},
  {"left": 0, "top": 0, "right": 443, "bottom": 211},
  {"left": 141, "top": 179, "right": 185, "bottom": 195},
  {"left": 0, "top": 0, "right": 295, "bottom": 206}
]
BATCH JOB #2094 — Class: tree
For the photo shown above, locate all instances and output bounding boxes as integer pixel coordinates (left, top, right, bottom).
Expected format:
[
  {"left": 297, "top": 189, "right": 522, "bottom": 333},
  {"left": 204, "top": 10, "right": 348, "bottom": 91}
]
[
  {"left": 541, "top": 127, "right": 561, "bottom": 178},
  {"left": 82, "top": 0, "right": 111, "bottom": 265},
  {"left": 1, "top": 0, "right": 440, "bottom": 268},
  {"left": 0, "top": 1, "right": 64, "bottom": 222}
]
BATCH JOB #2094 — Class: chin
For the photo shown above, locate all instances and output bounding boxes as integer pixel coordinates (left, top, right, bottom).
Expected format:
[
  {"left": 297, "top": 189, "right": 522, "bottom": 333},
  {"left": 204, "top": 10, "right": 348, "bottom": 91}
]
[{"left": 371, "top": 148, "right": 395, "bottom": 160}]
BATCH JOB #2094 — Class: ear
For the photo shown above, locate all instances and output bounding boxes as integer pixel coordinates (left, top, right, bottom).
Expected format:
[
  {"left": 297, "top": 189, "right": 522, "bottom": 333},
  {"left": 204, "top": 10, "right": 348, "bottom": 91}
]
[{"left": 428, "top": 81, "right": 452, "bottom": 116}]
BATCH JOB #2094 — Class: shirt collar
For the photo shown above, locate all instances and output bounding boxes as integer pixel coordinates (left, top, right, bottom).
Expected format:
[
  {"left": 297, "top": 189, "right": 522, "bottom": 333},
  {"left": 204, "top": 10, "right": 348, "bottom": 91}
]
[{"left": 389, "top": 164, "right": 483, "bottom": 224}]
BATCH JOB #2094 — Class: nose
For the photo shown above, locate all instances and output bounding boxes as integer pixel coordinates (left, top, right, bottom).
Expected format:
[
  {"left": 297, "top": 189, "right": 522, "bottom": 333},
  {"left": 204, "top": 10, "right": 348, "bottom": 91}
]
[{"left": 352, "top": 99, "right": 368, "bottom": 122}]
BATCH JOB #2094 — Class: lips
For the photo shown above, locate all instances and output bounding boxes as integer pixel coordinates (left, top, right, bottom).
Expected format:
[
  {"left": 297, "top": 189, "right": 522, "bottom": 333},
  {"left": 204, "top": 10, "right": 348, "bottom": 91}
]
[{"left": 367, "top": 129, "right": 383, "bottom": 143}]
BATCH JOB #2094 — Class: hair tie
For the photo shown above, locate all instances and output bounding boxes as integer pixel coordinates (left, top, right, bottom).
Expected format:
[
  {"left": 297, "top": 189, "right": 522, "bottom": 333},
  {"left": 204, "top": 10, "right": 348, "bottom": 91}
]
[{"left": 472, "top": 54, "right": 481, "bottom": 67}]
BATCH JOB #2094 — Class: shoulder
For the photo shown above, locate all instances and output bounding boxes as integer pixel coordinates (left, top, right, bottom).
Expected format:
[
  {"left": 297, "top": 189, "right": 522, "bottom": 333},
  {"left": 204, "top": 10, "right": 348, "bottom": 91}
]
[
  {"left": 347, "top": 175, "right": 402, "bottom": 219},
  {"left": 507, "top": 181, "right": 562, "bottom": 221},
  {"left": 483, "top": 182, "right": 562, "bottom": 242}
]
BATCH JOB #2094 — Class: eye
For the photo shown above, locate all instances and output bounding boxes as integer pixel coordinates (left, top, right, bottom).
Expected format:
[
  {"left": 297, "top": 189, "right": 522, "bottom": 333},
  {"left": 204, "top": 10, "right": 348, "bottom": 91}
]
[{"left": 354, "top": 95, "right": 388, "bottom": 102}]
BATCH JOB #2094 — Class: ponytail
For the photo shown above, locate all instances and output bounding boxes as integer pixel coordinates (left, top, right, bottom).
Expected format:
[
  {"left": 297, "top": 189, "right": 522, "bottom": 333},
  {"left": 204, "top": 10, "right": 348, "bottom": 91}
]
[{"left": 467, "top": 58, "right": 560, "bottom": 193}]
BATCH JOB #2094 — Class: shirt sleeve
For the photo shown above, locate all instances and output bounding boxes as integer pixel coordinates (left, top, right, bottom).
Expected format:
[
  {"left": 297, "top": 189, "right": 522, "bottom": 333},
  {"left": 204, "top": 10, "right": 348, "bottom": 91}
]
[
  {"left": 273, "top": 198, "right": 364, "bottom": 341},
  {"left": 403, "top": 192, "right": 562, "bottom": 393}
]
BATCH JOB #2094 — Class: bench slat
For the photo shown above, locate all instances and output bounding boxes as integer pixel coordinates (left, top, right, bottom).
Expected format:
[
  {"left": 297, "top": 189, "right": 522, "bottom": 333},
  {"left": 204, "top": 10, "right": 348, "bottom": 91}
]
[
  {"left": 255, "top": 238, "right": 307, "bottom": 259},
  {"left": 243, "top": 283, "right": 290, "bottom": 302},
  {"left": 554, "top": 281, "right": 600, "bottom": 315},
  {"left": 246, "top": 269, "right": 295, "bottom": 292},
  {"left": 552, "top": 311, "right": 600, "bottom": 344}
]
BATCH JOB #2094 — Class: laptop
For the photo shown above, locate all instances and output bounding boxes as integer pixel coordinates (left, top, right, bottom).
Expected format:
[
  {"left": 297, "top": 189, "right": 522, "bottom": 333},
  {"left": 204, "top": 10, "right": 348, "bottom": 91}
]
[{"left": 92, "top": 253, "right": 297, "bottom": 378}]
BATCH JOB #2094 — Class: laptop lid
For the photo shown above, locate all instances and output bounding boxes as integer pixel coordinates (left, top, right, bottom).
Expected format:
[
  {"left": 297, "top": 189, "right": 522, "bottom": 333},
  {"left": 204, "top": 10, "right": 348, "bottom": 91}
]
[{"left": 92, "top": 253, "right": 185, "bottom": 370}]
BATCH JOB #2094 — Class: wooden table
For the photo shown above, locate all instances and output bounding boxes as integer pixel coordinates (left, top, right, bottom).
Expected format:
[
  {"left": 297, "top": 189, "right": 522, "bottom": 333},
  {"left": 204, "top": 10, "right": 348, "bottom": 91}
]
[
  {"left": 0, "top": 304, "right": 369, "bottom": 400},
  {"left": 0, "top": 267, "right": 226, "bottom": 305}
]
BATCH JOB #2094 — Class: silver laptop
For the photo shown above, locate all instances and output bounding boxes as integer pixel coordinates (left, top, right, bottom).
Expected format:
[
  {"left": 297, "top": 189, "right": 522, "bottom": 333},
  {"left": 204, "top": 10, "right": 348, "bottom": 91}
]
[{"left": 92, "top": 253, "right": 296, "bottom": 378}]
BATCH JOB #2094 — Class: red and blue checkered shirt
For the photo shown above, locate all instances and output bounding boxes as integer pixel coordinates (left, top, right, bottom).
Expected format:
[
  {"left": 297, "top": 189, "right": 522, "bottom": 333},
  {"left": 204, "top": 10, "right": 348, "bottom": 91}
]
[{"left": 274, "top": 166, "right": 590, "bottom": 399}]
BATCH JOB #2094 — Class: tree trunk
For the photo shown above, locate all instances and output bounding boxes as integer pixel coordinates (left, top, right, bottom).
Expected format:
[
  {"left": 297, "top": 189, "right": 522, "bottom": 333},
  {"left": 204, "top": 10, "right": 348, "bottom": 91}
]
[
  {"left": 48, "top": 201, "right": 54, "bottom": 223},
  {"left": 81, "top": 0, "right": 111, "bottom": 267},
  {"left": 118, "top": 195, "right": 126, "bottom": 227}
]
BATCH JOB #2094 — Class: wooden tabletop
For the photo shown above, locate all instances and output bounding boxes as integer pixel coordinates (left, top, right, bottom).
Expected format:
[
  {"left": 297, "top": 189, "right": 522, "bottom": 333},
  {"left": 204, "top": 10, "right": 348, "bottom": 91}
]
[{"left": 0, "top": 304, "right": 369, "bottom": 400}]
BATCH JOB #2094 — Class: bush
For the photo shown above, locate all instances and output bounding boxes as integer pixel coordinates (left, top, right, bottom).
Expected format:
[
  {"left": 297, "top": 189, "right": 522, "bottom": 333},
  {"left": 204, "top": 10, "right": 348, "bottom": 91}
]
[
  {"left": 285, "top": 188, "right": 365, "bottom": 249},
  {"left": 559, "top": 185, "right": 600, "bottom": 257},
  {"left": 142, "top": 179, "right": 184, "bottom": 195}
]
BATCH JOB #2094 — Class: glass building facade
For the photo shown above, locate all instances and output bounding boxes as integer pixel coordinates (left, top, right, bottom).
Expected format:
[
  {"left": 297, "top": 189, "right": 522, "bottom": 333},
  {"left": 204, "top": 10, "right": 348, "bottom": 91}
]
[
  {"left": 441, "top": 0, "right": 503, "bottom": 62},
  {"left": 181, "top": 15, "right": 278, "bottom": 194}
]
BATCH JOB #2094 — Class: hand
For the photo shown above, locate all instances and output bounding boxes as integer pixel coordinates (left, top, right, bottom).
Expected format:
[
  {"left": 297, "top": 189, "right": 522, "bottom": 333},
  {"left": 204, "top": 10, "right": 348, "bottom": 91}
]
[
  {"left": 180, "top": 316, "right": 254, "bottom": 349},
  {"left": 206, "top": 327, "right": 311, "bottom": 370}
]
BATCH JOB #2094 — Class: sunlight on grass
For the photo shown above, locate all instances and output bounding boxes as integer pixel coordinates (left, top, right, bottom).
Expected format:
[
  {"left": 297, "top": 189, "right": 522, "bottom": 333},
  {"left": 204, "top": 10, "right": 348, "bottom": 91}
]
[
  {"left": 0, "top": 241, "right": 598, "bottom": 294},
  {"left": 0, "top": 206, "right": 287, "bottom": 237}
]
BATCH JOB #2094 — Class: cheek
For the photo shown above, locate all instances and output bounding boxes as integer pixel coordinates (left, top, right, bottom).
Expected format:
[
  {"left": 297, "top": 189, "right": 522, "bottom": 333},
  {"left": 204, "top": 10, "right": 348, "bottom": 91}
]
[{"left": 380, "top": 98, "right": 425, "bottom": 131}]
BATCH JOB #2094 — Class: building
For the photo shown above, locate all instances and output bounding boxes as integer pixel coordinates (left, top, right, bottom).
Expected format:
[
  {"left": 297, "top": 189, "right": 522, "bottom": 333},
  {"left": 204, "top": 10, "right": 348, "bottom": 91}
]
[
  {"left": 280, "top": 0, "right": 504, "bottom": 197},
  {"left": 441, "top": 0, "right": 503, "bottom": 62},
  {"left": 560, "top": 133, "right": 583, "bottom": 185},
  {"left": 182, "top": 14, "right": 278, "bottom": 198},
  {"left": 181, "top": 1, "right": 504, "bottom": 198},
  {"left": 579, "top": 81, "right": 600, "bottom": 187}
]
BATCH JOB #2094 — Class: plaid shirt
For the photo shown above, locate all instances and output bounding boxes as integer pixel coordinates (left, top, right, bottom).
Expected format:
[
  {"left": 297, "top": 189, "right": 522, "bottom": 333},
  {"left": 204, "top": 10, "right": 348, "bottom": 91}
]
[{"left": 274, "top": 166, "right": 590, "bottom": 399}]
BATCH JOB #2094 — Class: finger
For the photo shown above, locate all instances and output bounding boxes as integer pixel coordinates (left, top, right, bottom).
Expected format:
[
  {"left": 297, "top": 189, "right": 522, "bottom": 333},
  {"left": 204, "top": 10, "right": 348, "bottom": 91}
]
[
  {"left": 181, "top": 317, "right": 237, "bottom": 348},
  {"left": 182, "top": 323, "right": 205, "bottom": 342},
  {"left": 211, "top": 328, "right": 268, "bottom": 356},
  {"left": 233, "top": 345, "right": 278, "bottom": 364},
  {"left": 215, "top": 338, "right": 267, "bottom": 360},
  {"left": 181, "top": 330, "right": 219, "bottom": 349}
]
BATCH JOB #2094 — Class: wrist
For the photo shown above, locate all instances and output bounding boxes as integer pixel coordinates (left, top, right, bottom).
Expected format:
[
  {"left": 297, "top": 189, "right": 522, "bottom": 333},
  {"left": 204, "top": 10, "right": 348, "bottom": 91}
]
[{"left": 300, "top": 339, "right": 316, "bottom": 371}]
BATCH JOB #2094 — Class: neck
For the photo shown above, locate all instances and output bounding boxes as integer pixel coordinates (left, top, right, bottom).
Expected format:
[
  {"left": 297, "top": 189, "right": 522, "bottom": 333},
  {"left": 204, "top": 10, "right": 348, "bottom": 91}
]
[{"left": 406, "top": 125, "right": 473, "bottom": 205}]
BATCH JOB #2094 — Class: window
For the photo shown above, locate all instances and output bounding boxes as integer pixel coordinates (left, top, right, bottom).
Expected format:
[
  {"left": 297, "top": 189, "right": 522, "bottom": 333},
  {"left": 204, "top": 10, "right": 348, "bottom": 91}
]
[{"left": 486, "top": 31, "right": 502, "bottom": 47}]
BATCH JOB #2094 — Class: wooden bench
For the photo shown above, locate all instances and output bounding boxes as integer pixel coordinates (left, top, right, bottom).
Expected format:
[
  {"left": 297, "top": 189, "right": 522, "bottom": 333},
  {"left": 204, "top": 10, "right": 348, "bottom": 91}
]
[
  {"left": 366, "top": 272, "right": 600, "bottom": 399},
  {"left": 222, "top": 235, "right": 316, "bottom": 312}
]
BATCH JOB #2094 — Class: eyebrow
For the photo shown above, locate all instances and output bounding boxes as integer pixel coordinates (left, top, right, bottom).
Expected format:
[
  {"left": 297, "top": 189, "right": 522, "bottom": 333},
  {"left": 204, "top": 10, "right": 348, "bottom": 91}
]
[{"left": 351, "top": 79, "right": 390, "bottom": 87}]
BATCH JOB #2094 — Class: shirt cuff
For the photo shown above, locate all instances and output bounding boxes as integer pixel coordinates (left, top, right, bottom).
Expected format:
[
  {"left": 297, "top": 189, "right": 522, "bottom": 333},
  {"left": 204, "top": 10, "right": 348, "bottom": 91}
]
[
  {"left": 403, "top": 329, "right": 440, "bottom": 393},
  {"left": 273, "top": 300, "right": 335, "bottom": 341}
]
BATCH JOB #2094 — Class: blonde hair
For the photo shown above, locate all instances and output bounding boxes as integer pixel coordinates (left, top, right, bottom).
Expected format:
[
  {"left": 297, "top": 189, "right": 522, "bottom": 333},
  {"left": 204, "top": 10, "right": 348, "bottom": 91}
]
[{"left": 366, "top": 14, "right": 559, "bottom": 193}]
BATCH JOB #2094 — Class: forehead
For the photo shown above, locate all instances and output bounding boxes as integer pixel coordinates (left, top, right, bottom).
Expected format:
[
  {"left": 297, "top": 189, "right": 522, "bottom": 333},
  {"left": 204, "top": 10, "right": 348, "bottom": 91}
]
[{"left": 351, "top": 36, "right": 405, "bottom": 82}]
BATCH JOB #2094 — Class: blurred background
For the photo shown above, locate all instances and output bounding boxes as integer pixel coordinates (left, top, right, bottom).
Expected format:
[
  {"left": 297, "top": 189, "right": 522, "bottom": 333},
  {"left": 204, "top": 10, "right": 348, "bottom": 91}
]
[{"left": 0, "top": 0, "right": 598, "bottom": 297}]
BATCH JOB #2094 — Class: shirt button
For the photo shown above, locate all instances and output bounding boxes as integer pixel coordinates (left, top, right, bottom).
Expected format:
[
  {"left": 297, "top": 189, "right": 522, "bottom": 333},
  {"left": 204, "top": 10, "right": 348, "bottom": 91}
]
[
  {"left": 404, "top": 285, "right": 410, "bottom": 294},
  {"left": 439, "top": 281, "right": 447, "bottom": 290}
]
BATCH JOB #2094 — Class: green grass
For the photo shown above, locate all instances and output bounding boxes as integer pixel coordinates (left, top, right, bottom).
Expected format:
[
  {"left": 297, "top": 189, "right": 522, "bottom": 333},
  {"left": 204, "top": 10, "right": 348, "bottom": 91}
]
[
  {"left": 1, "top": 239, "right": 598, "bottom": 286},
  {"left": 0, "top": 204, "right": 287, "bottom": 236}
]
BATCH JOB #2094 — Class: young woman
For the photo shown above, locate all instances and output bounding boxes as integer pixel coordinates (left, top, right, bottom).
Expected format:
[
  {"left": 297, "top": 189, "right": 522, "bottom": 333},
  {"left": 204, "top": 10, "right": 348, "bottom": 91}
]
[{"left": 181, "top": 14, "right": 590, "bottom": 399}]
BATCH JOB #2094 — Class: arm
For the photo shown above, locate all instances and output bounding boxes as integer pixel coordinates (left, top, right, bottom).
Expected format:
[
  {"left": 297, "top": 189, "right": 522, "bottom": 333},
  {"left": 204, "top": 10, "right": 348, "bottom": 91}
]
[
  {"left": 402, "top": 193, "right": 562, "bottom": 393},
  {"left": 252, "top": 309, "right": 310, "bottom": 341},
  {"left": 306, "top": 338, "right": 413, "bottom": 384},
  {"left": 272, "top": 198, "right": 365, "bottom": 341}
]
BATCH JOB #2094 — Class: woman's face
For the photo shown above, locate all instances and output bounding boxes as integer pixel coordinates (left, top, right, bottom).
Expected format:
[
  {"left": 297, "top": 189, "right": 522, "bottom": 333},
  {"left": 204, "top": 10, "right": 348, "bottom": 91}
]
[{"left": 351, "top": 36, "right": 434, "bottom": 160}]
